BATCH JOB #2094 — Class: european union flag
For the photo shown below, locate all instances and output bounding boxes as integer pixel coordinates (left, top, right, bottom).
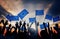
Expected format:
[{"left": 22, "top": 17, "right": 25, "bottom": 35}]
[
  {"left": 45, "top": 15, "right": 52, "bottom": 20},
  {"left": 18, "top": 9, "right": 29, "bottom": 19},
  {"left": 29, "top": 17, "right": 36, "bottom": 23},
  {"left": 9, "top": 16, "right": 19, "bottom": 21},
  {"left": 6, "top": 15, "right": 19, "bottom": 21},
  {"left": 53, "top": 16, "right": 60, "bottom": 22},
  {"left": 36, "top": 10, "right": 44, "bottom": 15},
  {"left": 40, "top": 23, "right": 48, "bottom": 29}
]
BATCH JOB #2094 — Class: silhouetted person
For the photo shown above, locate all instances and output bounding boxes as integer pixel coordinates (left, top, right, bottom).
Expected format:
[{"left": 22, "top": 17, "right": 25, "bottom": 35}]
[
  {"left": 43, "top": 22, "right": 47, "bottom": 32},
  {"left": 14, "top": 22, "right": 19, "bottom": 39},
  {"left": 19, "top": 21, "right": 22, "bottom": 27},
  {"left": 15, "top": 22, "right": 19, "bottom": 28},
  {"left": 2, "top": 20, "right": 8, "bottom": 35},
  {"left": 22, "top": 21, "right": 26, "bottom": 32},
  {"left": 53, "top": 23, "right": 59, "bottom": 39},
  {"left": 18, "top": 21, "right": 22, "bottom": 33},
  {"left": 10, "top": 27, "right": 17, "bottom": 39},
  {"left": 54, "top": 24, "right": 59, "bottom": 31},
  {"left": 50, "top": 27, "right": 53, "bottom": 39},
  {"left": 5, "top": 24, "right": 11, "bottom": 37},
  {"left": 1, "top": 19, "right": 4, "bottom": 24},
  {"left": 22, "top": 21, "right": 27, "bottom": 39},
  {"left": 40, "top": 30, "right": 49, "bottom": 39},
  {"left": 40, "top": 22, "right": 50, "bottom": 39},
  {"left": 47, "top": 22, "right": 51, "bottom": 39},
  {"left": 27, "top": 23, "right": 29, "bottom": 27}
]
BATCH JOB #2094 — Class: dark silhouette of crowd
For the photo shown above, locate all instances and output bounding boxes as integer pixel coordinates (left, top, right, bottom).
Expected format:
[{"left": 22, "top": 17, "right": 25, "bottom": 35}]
[{"left": 0, "top": 19, "right": 60, "bottom": 39}]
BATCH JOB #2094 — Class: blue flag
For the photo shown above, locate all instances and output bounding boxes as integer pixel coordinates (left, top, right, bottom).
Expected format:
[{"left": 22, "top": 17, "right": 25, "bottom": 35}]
[
  {"left": 6, "top": 15, "right": 19, "bottom": 21},
  {"left": 45, "top": 15, "right": 52, "bottom": 20},
  {"left": 6, "top": 15, "right": 10, "bottom": 20},
  {"left": 53, "top": 16, "right": 60, "bottom": 22},
  {"left": 40, "top": 23, "right": 48, "bottom": 29},
  {"left": 9, "top": 16, "right": 19, "bottom": 21},
  {"left": 36, "top": 10, "right": 44, "bottom": 15},
  {"left": 18, "top": 9, "right": 29, "bottom": 19},
  {"left": 29, "top": 17, "right": 36, "bottom": 23}
]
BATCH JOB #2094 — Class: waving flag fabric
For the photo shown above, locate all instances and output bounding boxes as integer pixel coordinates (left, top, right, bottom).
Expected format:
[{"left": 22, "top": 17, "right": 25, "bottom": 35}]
[
  {"left": 18, "top": 9, "right": 29, "bottom": 19},
  {"left": 36, "top": 10, "right": 44, "bottom": 15},
  {"left": 40, "top": 23, "right": 48, "bottom": 29},
  {"left": 45, "top": 15, "right": 53, "bottom": 20},
  {"left": 6, "top": 15, "right": 19, "bottom": 21},
  {"left": 53, "top": 16, "right": 60, "bottom": 22},
  {"left": 29, "top": 17, "right": 36, "bottom": 23}
]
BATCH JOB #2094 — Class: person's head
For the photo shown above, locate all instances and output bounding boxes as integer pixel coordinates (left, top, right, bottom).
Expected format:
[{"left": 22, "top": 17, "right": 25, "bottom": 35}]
[
  {"left": 5, "top": 20, "right": 8, "bottom": 25},
  {"left": 1, "top": 19, "right": 4, "bottom": 24},
  {"left": 19, "top": 21, "right": 22, "bottom": 26},
  {"left": 15, "top": 22, "right": 19, "bottom": 28},
  {"left": 11, "top": 27, "right": 15, "bottom": 33},
  {"left": 27, "top": 23, "right": 29, "bottom": 26},
  {"left": 16, "top": 22, "right": 18, "bottom": 24},
  {"left": 9, "top": 24, "right": 11, "bottom": 27},
  {"left": 23, "top": 21, "right": 26, "bottom": 26},
  {"left": 55, "top": 23, "right": 58, "bottom": 28}
]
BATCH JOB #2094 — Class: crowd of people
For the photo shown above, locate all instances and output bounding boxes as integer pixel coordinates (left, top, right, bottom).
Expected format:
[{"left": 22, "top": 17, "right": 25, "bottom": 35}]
[{"left": 0, "top": 19, "right": 60, "bottom": 39}]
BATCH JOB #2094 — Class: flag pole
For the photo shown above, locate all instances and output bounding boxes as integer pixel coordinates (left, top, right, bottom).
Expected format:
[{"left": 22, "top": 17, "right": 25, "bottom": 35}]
[{"left": 35, "top": 11, "right": 38, "bottom": 36}]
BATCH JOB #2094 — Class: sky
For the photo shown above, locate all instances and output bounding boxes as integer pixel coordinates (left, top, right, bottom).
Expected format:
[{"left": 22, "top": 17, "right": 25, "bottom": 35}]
[{"left": 0, "top": 0, "right": 54, "bottom": 15}]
